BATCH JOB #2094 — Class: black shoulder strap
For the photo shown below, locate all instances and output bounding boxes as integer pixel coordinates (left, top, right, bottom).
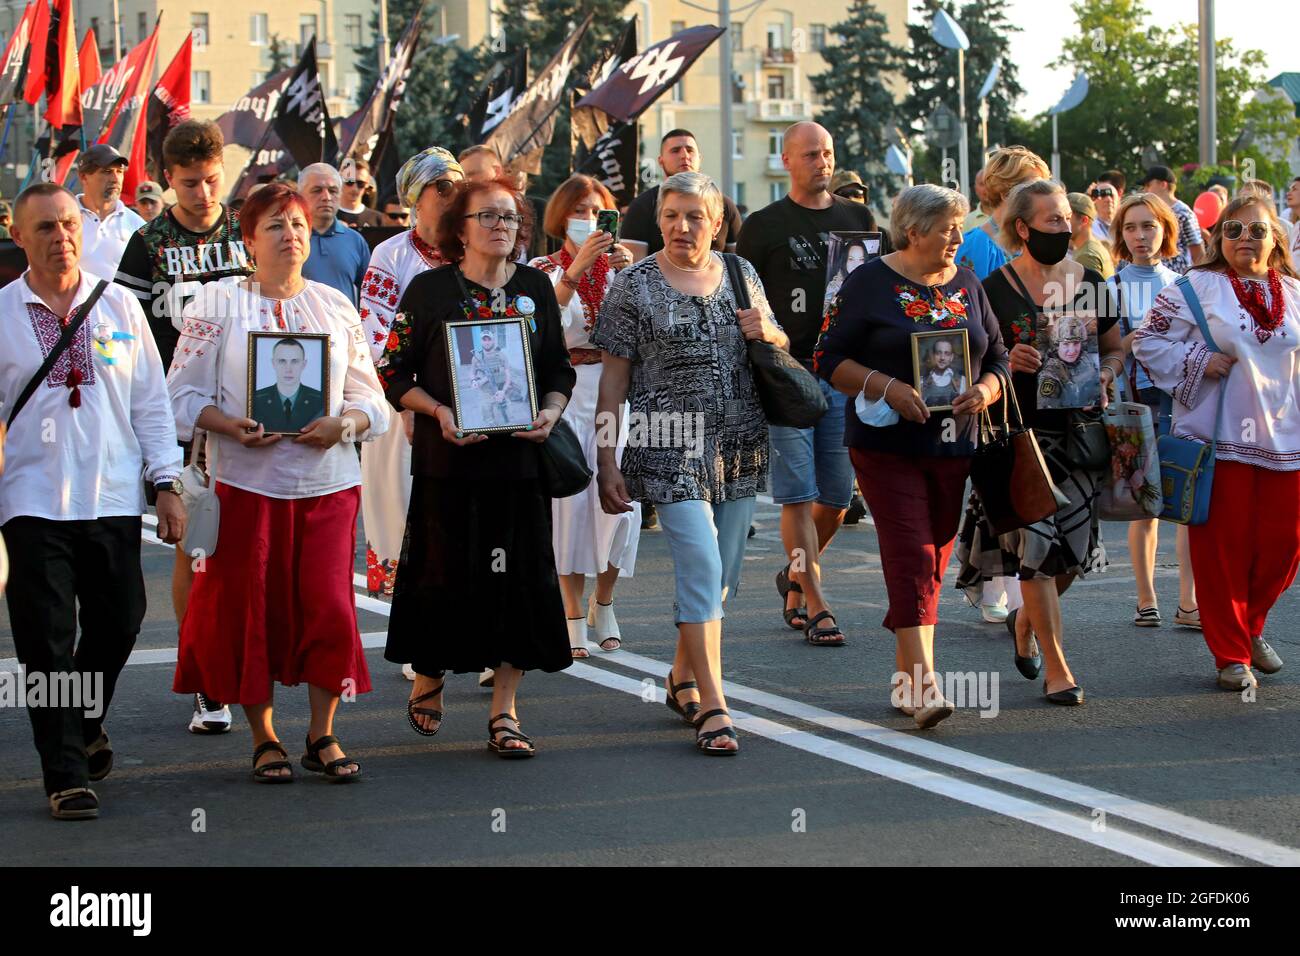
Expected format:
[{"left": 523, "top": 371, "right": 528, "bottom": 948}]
[
  {"left": 1001, "top": 262, "right": 1040, "bottom": 318},
  {"left": 8, "top": 279, "right": 110, "bottom": 429},
  {"left": 722, "top": 253, "right": 751, "bottom": 311}
]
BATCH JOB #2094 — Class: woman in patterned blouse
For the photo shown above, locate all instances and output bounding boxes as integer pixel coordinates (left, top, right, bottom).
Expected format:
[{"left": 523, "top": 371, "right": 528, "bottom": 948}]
[{"left": 592, "top": 172, "right": 787, "bottom": 755}]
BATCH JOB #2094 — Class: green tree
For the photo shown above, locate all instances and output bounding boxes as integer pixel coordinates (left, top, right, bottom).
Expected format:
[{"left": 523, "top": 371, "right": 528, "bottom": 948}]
[
  {"left": 1034, "top": 0, "right": 1299, "bottom": 189},
  {"left": 812, "top": 0, "right": 905, "bottom": 199},
  {"left": 904, "top": 0, "right": 1025, "bottom": 187},
  {"left": 267, "top": 34, "right": 291, "bottom": 72}
]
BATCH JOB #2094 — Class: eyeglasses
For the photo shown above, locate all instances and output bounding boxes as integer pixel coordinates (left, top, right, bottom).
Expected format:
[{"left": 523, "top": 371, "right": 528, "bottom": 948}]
[
  {"left": 1222, "top": 219, "right": 1270, "bottom": 241},
  {"left": 465, "top": 210, "right": 522, "bottom": 230},
  {"left": 432, "top": 179, "right": 457, "bottom": 197},
  {"left": 342, "top": 179, "right": 370, "bottom": 189},
  {"left": 1089, "top": 187, "right": 1116, "bottom": 199},
  {"left": 385, "top": 210, "right": 410, "bottom": 222}
]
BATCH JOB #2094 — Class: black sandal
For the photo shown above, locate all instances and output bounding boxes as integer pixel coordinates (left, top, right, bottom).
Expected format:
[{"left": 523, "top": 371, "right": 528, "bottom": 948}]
[
  {"left": 487, "top": 713, "right": 536, "bottom": 758},
  {"left": 407, "top": 677, "right": 445, "bottom": 737},
  {"left": 776, "top": 564, "right": 808, "bottom": 630},
  {"left": 804, "top": 610, "right": 846, "bottom": 647},
  {"left": 86, "top": 731, "right": 113, "bottom": 782},
  {"left": 251, "top": 740, "right": 294, "bottom": 783},
  {"left": 664, "top": 673, "right": 701, "bottom": 724},
  {"left": 694, "top": 708, "right": 739, "bottom": 755},
  {"left": 301, "top": 734, "right": 362, "bottom": 782}
]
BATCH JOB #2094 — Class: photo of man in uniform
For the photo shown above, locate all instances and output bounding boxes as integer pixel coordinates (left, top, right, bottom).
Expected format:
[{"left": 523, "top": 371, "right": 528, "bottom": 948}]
[{"left": 251, "top": 337, "right": 326, "bottom": 433}]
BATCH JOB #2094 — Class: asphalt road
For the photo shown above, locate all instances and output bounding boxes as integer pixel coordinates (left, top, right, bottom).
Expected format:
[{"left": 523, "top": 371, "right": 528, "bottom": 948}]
[{"left": 3, "top": 496, "right": 1298, "bottom": 867}]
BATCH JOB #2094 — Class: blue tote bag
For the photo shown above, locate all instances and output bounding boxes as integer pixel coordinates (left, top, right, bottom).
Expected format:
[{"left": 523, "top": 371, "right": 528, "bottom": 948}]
[{"left": 1156, "top": 275, "right": 1228, "bottom": 525}]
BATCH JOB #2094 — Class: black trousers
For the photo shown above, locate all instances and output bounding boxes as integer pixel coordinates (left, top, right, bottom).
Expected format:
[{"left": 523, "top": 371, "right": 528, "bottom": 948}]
[{"left": 3, "top": 515, "right": 145, "bottom": 795}]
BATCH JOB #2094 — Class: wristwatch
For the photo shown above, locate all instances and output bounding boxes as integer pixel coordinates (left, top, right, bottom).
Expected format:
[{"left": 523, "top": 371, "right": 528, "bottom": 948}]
[{"left": 155, "top": 477, "right": 184, "bottom": 497}]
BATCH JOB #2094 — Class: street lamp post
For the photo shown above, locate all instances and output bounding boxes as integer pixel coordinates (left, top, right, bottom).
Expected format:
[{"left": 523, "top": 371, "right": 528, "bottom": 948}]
[{"left": 1198, "top": 0, "right": 1216, "bottom": 166}]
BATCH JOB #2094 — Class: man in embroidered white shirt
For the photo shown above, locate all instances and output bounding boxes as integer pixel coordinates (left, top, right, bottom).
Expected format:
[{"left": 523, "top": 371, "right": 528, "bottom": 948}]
[
  {"left": 76, "top": 144, "right": 146, "bottom": 281},
  {"left": 0, "top": 183, "right": 184, "bottom": 821}
]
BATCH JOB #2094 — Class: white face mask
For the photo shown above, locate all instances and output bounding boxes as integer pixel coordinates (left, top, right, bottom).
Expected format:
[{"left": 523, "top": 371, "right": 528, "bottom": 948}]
[
  {"left": 855, "top": 387, "right": 900, "bottom": 427},
  {"left": 566, "top": 217, "right": 595, "bottom": 246}
]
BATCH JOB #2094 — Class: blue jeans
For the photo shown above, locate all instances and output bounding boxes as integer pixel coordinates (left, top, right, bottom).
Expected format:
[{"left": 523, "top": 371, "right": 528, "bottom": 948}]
[
  {"left": 768, "top": 378, "right": 854, "bottom": 509},
  {"left": 655, "top": 497, "right": 757, "bottom": 624}
]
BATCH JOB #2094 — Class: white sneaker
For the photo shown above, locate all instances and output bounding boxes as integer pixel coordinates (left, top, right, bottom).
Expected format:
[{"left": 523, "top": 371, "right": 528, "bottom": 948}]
[{"left": 188, "top": 693, "right": 232, "bottom": 734}]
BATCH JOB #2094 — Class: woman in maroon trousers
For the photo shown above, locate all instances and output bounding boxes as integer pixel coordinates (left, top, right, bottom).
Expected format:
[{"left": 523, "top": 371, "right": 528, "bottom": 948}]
[{"left": 167, "top": 183, "right": 390, "bottom": 782}]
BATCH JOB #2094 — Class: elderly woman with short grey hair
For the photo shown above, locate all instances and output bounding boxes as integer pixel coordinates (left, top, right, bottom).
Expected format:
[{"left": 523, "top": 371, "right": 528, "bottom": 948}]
[
  {"left": 593, "top": 171, "right": 787, "bottom": 754},
  {"left": 814, "top": 183, "right": 1008, "bottom": 729}
]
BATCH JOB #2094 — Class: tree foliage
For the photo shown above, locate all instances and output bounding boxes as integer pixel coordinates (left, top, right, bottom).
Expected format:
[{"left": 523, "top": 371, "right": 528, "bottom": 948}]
[
  {"left": 1011, "top": 0, "right": 1299, "bottom": 189},
  {"left": 903, "top": 0, "right": 1025, "bottom": 187},
  {"left": 812, "top": 0, "right": 905, "bottom": 199}
]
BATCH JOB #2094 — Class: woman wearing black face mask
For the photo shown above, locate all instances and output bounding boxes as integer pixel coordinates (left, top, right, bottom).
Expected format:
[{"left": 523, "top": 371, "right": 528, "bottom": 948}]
[{"left": 957, "top": 179, "right": 1124, "bottom": 706}]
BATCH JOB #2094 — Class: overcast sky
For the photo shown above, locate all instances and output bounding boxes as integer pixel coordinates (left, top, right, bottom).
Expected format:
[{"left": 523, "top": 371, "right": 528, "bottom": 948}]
[{"left": 929, "top": 0, "right": 1295, "bottom": 117}]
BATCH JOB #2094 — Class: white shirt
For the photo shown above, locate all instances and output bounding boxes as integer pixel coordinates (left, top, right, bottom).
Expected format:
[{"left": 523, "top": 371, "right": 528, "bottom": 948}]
[
  {"left": 1132, "top": 269, "right": 1300, "bottom": 470},
  {"left": 78, "top": 197, "right": 145, "bottom": 282},
  {"left": 358, "top": 229, "right": 443, "bottom": 364},
  {"left": 167, "top": 280, "right": 390, "bottom": 499},
  {"left": 0, "top": 269, "right": 181, "bottom": 525}
]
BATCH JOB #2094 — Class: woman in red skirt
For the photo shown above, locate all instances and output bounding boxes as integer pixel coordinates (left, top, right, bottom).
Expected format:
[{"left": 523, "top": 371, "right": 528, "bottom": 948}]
[{"left": 167, "top": 183, "right": 390, "bottom": 781}]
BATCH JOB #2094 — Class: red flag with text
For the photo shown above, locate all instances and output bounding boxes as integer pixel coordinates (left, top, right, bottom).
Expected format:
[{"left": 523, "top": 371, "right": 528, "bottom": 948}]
[
  {"left": 96, "top": 24, "right": 160, "bottom": 204},
  {"left": 146, "top": 34, "right": 192, "bottom": 179},
  {"left": 21, "top": 0, "right": 50, "bottom": 105},
  {"left": 44, "top": 0, "right": 81, "bottom": 128}
]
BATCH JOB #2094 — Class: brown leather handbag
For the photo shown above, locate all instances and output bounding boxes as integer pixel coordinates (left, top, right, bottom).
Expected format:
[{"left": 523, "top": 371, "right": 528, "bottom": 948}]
[{"left": 969, "top": 370, "right": 1068, "bottom": 536}]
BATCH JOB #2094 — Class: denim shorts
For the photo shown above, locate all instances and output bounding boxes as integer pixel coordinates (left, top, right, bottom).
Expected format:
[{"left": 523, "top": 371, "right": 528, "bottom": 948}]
[
  {"left": 655, "top": 497, "right": 757, "bottom": 624},
  {"left": 768, "top": 377, "right": 854, "bottom": 509}
]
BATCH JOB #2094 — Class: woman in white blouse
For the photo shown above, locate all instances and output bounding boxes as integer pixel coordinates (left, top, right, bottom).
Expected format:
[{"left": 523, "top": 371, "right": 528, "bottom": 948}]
[
  {"left": 1133, "top": 195, "right": 1300, "bottom": 693},
  {"left": 167, "top": 183, "right": 389, "bottom": 782},
  {"left": 529, "top": 175, "right": 639, "bottom": 657}
]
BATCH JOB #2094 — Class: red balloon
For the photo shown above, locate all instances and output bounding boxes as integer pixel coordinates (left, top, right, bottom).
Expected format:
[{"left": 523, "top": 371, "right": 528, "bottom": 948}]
[{"left": 1193, "top": 192, "right": 1222, "bottom": 230}]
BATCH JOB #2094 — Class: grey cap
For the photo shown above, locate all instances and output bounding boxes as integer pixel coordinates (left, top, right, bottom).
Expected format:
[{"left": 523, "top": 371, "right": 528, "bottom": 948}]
[{"left": 77, "top": 143, "right": 129, "bottom": 172}]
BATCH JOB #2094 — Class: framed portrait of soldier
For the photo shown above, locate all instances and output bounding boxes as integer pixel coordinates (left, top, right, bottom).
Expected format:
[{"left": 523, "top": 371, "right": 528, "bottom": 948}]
[
  {"left": 445, "top": 317, "right": 538, "bottom": 434},
  {"left": 911, "top": 328, "right": 971, "bottom": 411},
  {"left": 1035, "top": 309, "right": 1100, "bottom": 409},
  {"left": 247, "top": 332, "right": 330, "bottom": 435}
]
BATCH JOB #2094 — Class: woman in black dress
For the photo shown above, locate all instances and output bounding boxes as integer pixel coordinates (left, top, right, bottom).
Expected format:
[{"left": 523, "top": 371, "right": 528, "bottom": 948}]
[{"left": 380, "top": 175, "right": 576, "bottom": 757}]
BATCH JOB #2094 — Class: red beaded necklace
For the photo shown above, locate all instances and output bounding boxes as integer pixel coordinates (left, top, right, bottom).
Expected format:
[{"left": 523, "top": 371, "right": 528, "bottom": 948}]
[
  {"left": 1227, "top": 268, "right": 1285, "bottom": 343},
  {"left": 554, "top": 248, "right": 610, "bottom": 333}
]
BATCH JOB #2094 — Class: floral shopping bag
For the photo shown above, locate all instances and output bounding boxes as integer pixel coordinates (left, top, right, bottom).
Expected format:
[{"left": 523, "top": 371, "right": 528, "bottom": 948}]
[{"left": 1099, "top": 393, "right": 1162, "bottom": 520}]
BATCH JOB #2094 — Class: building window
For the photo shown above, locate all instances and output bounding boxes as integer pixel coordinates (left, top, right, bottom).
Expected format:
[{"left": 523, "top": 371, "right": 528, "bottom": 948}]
[
  {"left": 250, "top": 13, "right": 268, "bottom": 46},
  {"left": 344, "top": 14, "right": 363, "bottom": 47},
  {"left": 670, "top": 20, "right": 685, "bottom": 37},
  {"left": 732, "top": 131, "right": 744, "bottom": 158},
  {"left": 766, "top": 24, "right": 782, "bottom": 50},
  {"left": 138, "top": 12, "right": 147, "bottom": 42},
  {"left": 732, "top": 76, "right": 744, "bottom": 104},
  {"left": 191, "top": 13, "right": 209, "bottom": 49},
  {"left": 90, "top": 17, "right": 100, "bottom": 45},
  {"left": 299, "top": 14, "right": 319, "bottom": 48},
  {"left": 734, "top": 181, "right": 745, "bottom": 208},
  {"left": 811, "top": 24, "right": 827, "bottom": 51},
  {"left": 768, "top": 132, "right": 781, "bottom": 157},
  {"left": 252, "top": 70, "right": 267, "bottom": 86},
  {"left": 671, "top": 80, "right": 684, "bottom": 102},
  {"left": 730, "top": 21, "right": 743, "bottom": 51},
  {"left": 193, "top": 71, "right": 212, "bottom": 104},
  {"left": 769, "top": 181, "right": 785, "bottom": 204},
  {"left": 344, "top": 72, "right": 361, "bottom": 98},
  {"left": 766, "top": 74, "right": 785, "bottom": 100}
]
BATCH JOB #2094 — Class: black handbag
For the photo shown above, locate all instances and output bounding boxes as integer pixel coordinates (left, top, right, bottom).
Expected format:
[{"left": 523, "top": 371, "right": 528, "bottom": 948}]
[
  {"left": 1065, "top": 410, "right": 1110, "bottom": 470},
  {"left": 538, "top": 417, "right": 592, "bottom": 498},
  {"left": 969, "top": 370, "right": 1069, "bottom": 536},
  {"left": 722, "top": 253, "right": 827, "bottom": 429}
]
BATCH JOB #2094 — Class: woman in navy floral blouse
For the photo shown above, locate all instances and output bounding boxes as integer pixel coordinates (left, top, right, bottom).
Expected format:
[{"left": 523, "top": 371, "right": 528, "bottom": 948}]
[{"left": 815, "top": 184, "right": 1008, "bottom": 730}]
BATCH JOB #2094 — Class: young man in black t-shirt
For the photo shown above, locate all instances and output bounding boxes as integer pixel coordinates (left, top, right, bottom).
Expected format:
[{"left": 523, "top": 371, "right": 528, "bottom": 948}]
[
  {"left": 116, "top": 120, "right": 255, "bottom": 737},
  {"left": 621, "top": 128, "right": 744, "bottom": 263},
  {"left": 736, "top": 122, "right": 874, "bottom": 648}
]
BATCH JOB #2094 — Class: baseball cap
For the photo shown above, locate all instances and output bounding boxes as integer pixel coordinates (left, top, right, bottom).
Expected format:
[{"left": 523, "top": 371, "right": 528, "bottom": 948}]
[
  {"left": 135, "top": 181, "right": 164, "bottom": 203},
  {"left": 831, "top": 170, "right": 865, "bottom": 195},
  {"left": 77, "top": 143, "right": 129, "bottom": 172},
  {"left": 1067, "top": 192, "right": 1097, "bottom": 220},
  {"left": 0, "top": 200, "right": 11, "bottom": 216},
  {"left": 1141, "top": 165, "right": 1176, "bottom": 187}
]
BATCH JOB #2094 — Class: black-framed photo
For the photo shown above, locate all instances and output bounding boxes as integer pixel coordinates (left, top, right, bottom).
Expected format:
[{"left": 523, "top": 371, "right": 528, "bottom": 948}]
[
  {"left": 823, "top": 231, "right": 883, "bottom": 312},
  {"left": 911, "top": 328, "right": 972, "bottom": 411},
  {"left": 247, "top": 332, "right": 330, "bottom": 434},
  {"left": 445, "top": 317, "right": 538, "bottom": 434}
]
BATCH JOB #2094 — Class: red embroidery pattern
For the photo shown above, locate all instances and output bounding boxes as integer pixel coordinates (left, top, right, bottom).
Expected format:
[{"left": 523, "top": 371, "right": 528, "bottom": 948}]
[
  {"left": 365, "top": 545, "right": 398, "bottom": 597},
  {"left": 409, "top": 230, "right": 444, "bottom": 270},
  {"left": 27, "top": 303, "right": 96, "bottom": 392},
  {"left": 894, "top": 284, "right": 969, "bottom": 328},
  {"left": 551, "top": 250, "right": 609, "bottom": 334}
]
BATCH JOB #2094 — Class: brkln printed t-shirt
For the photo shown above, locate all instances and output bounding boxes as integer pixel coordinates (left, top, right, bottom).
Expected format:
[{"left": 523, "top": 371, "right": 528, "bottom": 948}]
[{"left": 115, "top": 206, "right": 255, "bottom": 369}]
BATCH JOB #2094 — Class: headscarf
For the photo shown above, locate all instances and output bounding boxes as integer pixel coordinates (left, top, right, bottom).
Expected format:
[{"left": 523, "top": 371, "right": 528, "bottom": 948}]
[{"left": 396, "top": 146, "right": 464, "bottom": 210}]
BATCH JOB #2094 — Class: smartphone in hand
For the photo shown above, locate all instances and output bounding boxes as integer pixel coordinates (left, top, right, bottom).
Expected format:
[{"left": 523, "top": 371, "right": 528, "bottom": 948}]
[{"left": 596, "top": 209, "right": 619, "bottom": 238}]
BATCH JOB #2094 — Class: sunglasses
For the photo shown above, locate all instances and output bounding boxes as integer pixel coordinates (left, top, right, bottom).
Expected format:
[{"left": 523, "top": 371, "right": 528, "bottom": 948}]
[
  {"left": 384, "top": 210, "right": 410, "bottom": 221},
  {"left": 431, "top": 179, "right": 457, "bottom": 198},
  {"left": 1222, "top": 219, "right": 1270, "bottom": 241},
  {"left": 342, "top": 179, "right": 370, "bottom": 188},
  {"left": 1089, "top": 187, "right": 1115, "bottom": 199},
  {"left": 838, "top": 187, "right": 866, "bottom": 199}
]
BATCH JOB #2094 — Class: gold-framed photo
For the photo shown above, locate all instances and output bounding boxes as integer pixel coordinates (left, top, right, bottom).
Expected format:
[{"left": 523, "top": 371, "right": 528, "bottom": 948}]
[{"left": 911, "top": 327, "right": 971, "bottom": 411}]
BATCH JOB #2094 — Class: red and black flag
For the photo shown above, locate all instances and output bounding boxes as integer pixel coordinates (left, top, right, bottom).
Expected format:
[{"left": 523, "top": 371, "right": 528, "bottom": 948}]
[
  {"left": 0, "top": 3, "right": 38, "bottom": 105},
  {"left": 21, "top": 0, "right": 50, "bottom": 106},
  {"left": 145, "top": 33, "right": 193, "bottom": 180},
  {"left": 44, "top": 0, "right": 81, "bottom": 129},
  {"left": 95, "top": 21, "right": 160, "bottom": 203}
]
